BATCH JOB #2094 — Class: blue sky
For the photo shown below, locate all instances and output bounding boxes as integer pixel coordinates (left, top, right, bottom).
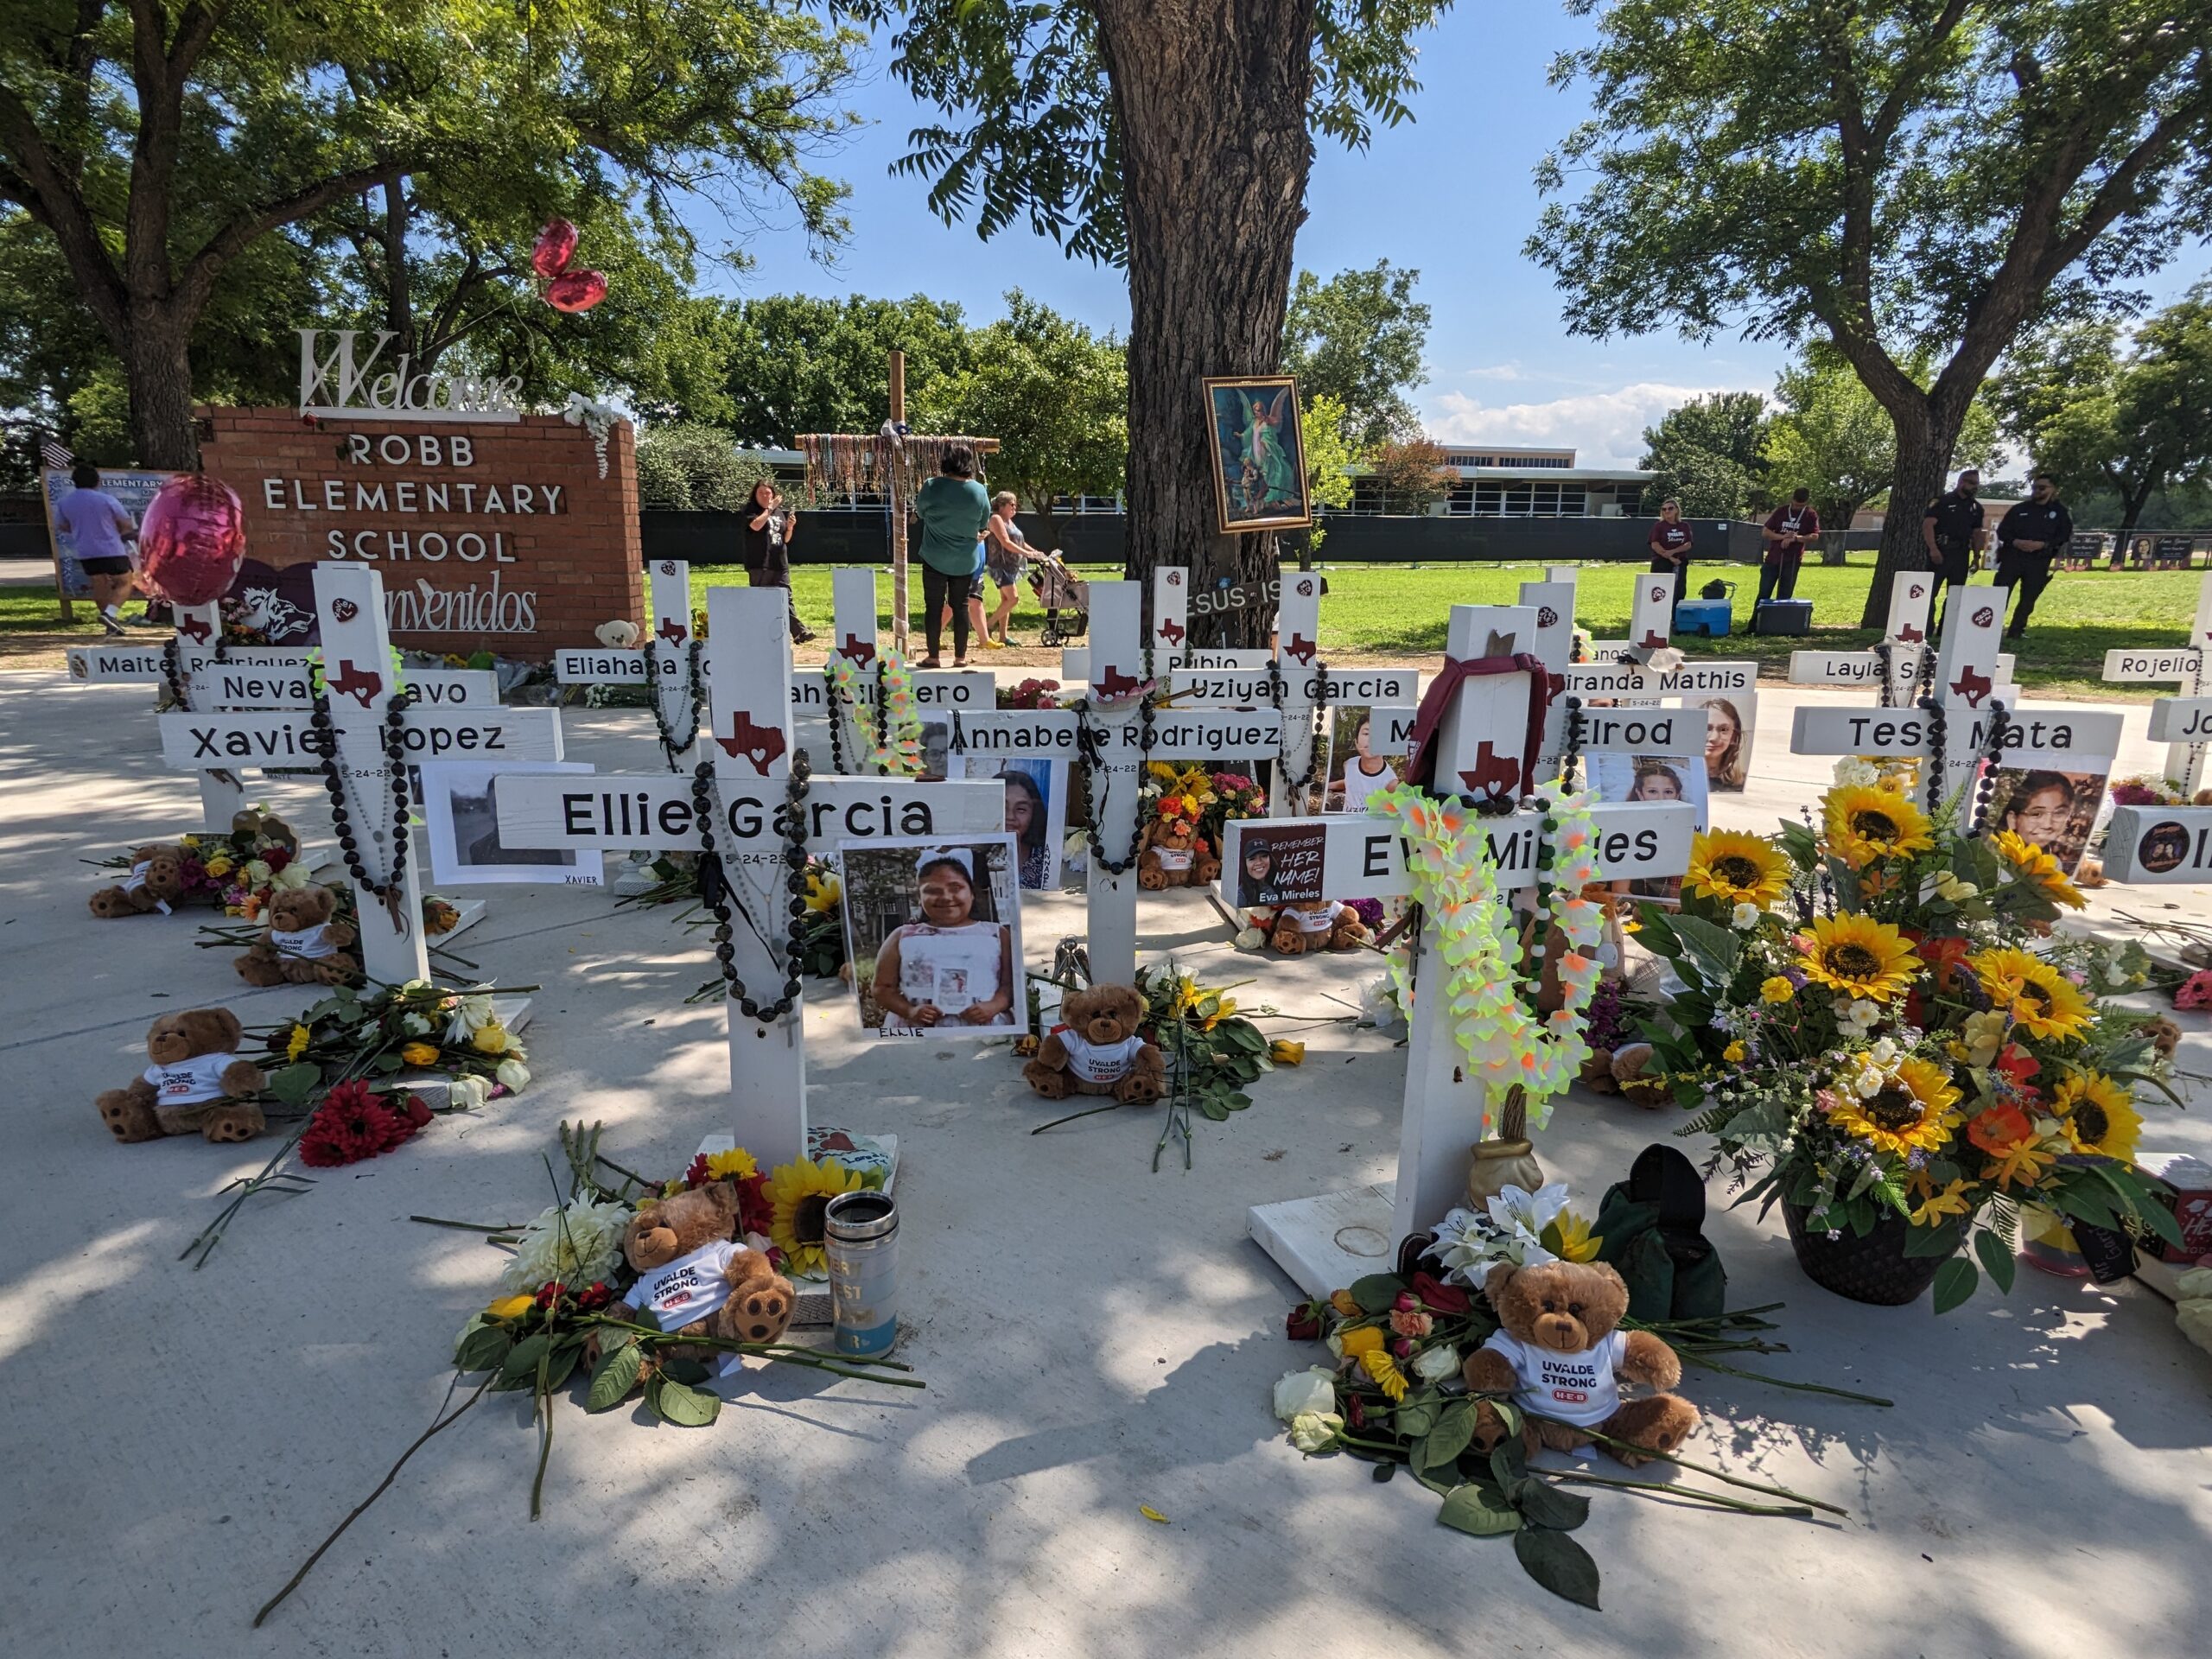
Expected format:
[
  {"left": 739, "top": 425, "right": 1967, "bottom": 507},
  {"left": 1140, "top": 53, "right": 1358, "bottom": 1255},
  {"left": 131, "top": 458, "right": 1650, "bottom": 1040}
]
[{"left": 699, "top": 10, "right": 2209, "bottom": 467}]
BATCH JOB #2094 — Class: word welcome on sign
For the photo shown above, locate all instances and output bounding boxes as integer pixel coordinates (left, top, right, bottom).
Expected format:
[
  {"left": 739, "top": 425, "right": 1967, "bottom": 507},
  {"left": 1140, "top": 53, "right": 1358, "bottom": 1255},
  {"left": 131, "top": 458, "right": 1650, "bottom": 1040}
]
[{"left": 298, "top": 328, "right": 522, "bottom": 423}]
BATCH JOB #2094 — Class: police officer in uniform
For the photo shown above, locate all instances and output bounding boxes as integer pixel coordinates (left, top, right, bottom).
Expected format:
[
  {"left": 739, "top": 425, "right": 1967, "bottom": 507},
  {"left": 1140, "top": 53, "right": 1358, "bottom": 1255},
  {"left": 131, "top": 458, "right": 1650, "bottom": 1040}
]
[
  {"left": 1992, "top": 473, "right": 2074, "bottom": 641},
  {"left": 1921, "top": 467, "right": 1986, "bottom": 633}
]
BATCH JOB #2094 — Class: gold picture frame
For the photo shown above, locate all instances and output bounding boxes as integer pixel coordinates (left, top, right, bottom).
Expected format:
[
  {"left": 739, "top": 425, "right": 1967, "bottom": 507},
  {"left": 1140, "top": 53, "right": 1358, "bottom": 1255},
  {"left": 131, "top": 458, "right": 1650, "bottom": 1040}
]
[{"left": 1203, "top": 374, "right": 1312, "bottom": 534}]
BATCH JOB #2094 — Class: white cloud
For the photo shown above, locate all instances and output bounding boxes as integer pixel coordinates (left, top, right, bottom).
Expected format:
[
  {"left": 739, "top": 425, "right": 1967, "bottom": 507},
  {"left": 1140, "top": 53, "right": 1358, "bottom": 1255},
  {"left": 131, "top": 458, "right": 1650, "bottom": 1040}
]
[{"left": 1423, "top": 381, "right": 1764, "bottom": 468}]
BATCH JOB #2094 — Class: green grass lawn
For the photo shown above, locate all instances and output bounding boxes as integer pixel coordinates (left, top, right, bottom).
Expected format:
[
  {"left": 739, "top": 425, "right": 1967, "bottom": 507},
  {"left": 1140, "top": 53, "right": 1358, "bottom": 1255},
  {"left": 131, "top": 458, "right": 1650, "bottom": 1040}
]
[
  {"left": 5, "top": 553, "right": 2187, "bottom": 700},
  {"left": 699, "top": 554, "right": 2196, "bottom": 698}
]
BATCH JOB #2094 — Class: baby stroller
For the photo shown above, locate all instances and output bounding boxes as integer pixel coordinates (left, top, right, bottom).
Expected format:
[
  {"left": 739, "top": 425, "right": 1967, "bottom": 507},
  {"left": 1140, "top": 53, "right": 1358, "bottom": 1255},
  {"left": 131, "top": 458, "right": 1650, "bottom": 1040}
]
[{"left": 1027, "top": 552, "right": 1090, "bottom": 646}]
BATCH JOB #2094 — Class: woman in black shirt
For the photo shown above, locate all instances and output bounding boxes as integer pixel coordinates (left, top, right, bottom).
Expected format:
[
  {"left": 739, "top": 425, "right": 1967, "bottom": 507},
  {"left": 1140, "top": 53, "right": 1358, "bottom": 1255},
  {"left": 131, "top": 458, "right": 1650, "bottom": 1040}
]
[{"left": 742, "top": 480, "right": 814, "bottom": 644}]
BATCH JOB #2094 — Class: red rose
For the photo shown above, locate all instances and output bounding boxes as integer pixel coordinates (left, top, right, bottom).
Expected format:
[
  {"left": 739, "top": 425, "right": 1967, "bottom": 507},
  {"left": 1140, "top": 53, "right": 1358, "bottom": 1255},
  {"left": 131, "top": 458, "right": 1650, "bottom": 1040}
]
[
  {"left": 1286, "top": 1305, "right": 1320, "bottom": 1342},
  {"left": 265, "top": 847, "right": 292, "bottom": 873},
  {"left": 576, "top": 1281, "right": 613, "bottom": 1311},
  {"left": 535, "top": 1281, "right": 563, "bottom": 1308},
  {"left": 1410, "top": 1272, "right": 1470, "bottom": 1314},
  {"left": 404, "top": 1095, "right": 433, "bottom": 1128},
  {"left": 1345, "top": 1393, "right": 1367, "bottom": 1431}
]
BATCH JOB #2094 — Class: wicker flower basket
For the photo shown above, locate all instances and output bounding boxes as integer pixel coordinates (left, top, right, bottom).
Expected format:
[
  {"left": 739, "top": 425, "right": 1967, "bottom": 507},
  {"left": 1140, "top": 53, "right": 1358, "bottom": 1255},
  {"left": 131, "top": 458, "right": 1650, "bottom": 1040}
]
[{"left": 1781, "top": 1199, "right": 1950, "bottom": 1306}]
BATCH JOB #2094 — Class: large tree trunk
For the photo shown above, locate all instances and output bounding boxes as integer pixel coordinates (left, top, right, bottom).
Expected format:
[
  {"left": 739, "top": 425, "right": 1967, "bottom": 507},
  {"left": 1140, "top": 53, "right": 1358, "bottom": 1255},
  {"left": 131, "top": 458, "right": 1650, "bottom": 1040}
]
[
  {"left": 125, "top": 312, "right": 201, "bottom": 470},
  {"left": 1096, "top": 0, "right": 1315, "bottom": 648},
  {"left": 1855, "top": 399, "right": 1950, "bottom": 629}
]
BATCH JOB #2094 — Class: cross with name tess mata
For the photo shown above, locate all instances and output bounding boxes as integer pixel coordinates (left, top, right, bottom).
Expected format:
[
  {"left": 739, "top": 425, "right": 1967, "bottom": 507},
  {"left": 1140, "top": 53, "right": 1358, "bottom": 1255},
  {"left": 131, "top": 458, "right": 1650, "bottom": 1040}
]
[{"left": 151, "top": 563, "right": 562, "bottom": 988}]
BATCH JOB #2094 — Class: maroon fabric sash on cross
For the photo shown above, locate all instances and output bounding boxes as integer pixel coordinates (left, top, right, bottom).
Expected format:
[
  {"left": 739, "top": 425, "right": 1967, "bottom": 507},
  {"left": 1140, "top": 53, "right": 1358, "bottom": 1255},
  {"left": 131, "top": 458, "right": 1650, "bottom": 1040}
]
[{"left": 1402, "top": 652, "right": 1560, "bottom": 802}]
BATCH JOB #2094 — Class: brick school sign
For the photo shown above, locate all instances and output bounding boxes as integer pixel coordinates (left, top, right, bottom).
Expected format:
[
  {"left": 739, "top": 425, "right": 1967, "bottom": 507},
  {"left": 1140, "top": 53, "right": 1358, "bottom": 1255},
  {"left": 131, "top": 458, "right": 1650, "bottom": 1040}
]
[{"left": 196, "top": 405, "right": 642, "bottom": 659}]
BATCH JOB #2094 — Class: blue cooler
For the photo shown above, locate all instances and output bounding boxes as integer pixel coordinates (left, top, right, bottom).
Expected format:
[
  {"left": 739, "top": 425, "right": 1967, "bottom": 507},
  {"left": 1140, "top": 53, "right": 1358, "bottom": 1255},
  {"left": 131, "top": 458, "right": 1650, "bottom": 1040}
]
[
  {"left": 1754, "top": 600, "right": 1812, "bottom": 636},
  {"left": 1673, "top": 598, "right": 1732, "bottom": 637}
]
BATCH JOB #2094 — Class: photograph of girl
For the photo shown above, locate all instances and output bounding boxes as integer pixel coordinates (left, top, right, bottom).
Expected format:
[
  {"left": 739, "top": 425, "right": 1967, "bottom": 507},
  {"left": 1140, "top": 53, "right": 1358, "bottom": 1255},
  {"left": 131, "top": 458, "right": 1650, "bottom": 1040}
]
[
  {"left": 1319, "top": 707, "right": 1405, "bottom": 814},
  {"left": 1986, "top": 766, "right": 2107, "bottom": 875},
  {"left": 1687, "top": 693, "right": 1755, "bottom": 792},
  {"left": 840, "top": 837, "right": 1024, "bottom": 1038},
  {"left": 1589, "top": 752, "right": 1710, "bottom": 903},
  {"left": 948, "top": 756, "right": 1066, "bottom": 888}
]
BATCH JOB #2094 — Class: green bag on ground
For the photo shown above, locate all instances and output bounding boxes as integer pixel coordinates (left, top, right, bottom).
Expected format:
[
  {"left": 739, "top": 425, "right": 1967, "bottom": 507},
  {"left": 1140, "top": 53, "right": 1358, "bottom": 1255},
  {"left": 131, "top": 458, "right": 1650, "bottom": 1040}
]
[{"left": 1593, "top": 1144, "right": 1727, "bottom": 1325}]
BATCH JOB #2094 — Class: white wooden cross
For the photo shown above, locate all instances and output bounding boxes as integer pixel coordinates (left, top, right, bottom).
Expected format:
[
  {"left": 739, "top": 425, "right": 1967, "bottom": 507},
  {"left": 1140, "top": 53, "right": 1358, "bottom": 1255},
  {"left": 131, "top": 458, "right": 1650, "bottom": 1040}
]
[
  {"left": 1789, "top": 593, "right": 2120, "bottom": 814},
  {"left": 552, "top": 557, "right": 703, "bottom": 765},
  {"left": 153, "top": 565, "right": 563, "bottom": 986},
  {"left": 2101, "top": 569, "right": 2212, "bottom": 797},
  {"left": 1780, "top": 571, "right": 2022, "bottom": 704},
  {"left": 1240, "top": 601, "right": 1698, "bottom": 1297},
  {"left": 496, "top": 584, "right": 1007, "bottom": 1171}
]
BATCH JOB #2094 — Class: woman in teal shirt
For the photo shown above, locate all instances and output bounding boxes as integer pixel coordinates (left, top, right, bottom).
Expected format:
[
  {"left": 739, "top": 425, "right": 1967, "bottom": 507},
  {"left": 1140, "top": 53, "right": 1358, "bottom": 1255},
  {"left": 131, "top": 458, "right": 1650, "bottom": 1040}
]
[{"left": 912, "top": 444, "right": 992, "bottom": 666}]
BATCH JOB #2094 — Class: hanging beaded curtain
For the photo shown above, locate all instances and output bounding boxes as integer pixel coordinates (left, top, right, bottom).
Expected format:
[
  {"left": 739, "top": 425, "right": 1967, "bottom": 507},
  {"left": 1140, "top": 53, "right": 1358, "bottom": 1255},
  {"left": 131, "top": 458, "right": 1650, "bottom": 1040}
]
[{"left": 799, "top": 432, "right": 989, "bottom": 503}]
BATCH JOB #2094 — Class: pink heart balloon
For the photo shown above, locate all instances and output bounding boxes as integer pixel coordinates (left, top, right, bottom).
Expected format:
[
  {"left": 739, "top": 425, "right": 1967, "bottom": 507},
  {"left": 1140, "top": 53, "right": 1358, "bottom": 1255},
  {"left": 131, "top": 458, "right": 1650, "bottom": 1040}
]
[
  {"left": 137, "top": 474, "right": 247, "bottom": 607},
  {"left": 531, "top": 218, "right": 578, "bottom": 280},
  {"left": 546, "top": 269, "right": 608, "bottom": 314}
]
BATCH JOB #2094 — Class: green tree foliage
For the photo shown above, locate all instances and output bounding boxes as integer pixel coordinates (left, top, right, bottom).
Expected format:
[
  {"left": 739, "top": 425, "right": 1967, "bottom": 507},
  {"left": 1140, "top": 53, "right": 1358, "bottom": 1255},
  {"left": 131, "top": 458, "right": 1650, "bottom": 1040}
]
[
  {"left": 1990, "top": 289, "right": 2212, "bottom": 533},
  {"left": 1765, "top": 350, "right": 2000, "bottom": 527},
  {"left": 1300, "top": 391, "right": 1362, "bottom": 556},
  {"left": 635, "top": 423, "right": 777, "bottom": 512},
  {"left": 680, "top": 292, "right": 976, "bottom": 447},
  {"left": 1282, "top": 260, "right": 1432, "bottom": 447},
  {"left": 850, "top": 0, "right": 1456, "bottom": 642},
  {"left": 1528, "top": 1, "right": 2212, "bottom": 625},
  {"left": 912, "top": 291, "right": 1126, "bottom": 550},
  {"left": 1637, "top": 391, "right": 1771, "bottom": 517},
  {"left": 0, "top": 1, "right": 863, "bottom": 466}
]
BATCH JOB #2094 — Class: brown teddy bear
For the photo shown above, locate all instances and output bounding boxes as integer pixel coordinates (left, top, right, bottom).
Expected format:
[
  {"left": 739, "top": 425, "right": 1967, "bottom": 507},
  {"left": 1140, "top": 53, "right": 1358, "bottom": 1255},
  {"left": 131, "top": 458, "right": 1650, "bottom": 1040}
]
[
  {"left": 89, "top": 843, "right": 188, "bottom": 918},
  {"left": 584, "top": 1180, "right": 796, "bottom": 1378},
  {"left": 97, "top": 1007, "right": 269, "bottom": 1144},
  {"left": 1462, "top": 1259, "right": 1700, "bottom": 1467},
  {"left": 236, "top": 884, "right": 360, "bottom": 987},
  {"left": 1269, "top": 899, "right": 1371, "bottom": 955},
  {"left": 1137, "top": 818, "right": 1220, "bottom": 890},
  {"left": 1023, "top": 984, "right": 1168, "bottom": 1103}
]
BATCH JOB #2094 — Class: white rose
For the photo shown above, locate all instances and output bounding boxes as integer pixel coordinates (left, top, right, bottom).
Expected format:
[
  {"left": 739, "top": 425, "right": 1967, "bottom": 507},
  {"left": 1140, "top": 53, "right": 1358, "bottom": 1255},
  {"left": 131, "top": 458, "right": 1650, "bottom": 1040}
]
[
  {"left": 495, "top": 1058, "right": 531, "bottom": 1092},
  {"left": 1233, "top": 927, "right": 1267, "bottom": 952},
  {"left": 273, "top": 861, "right": 312, "bottom": 891},
  {"left": 243, "top": 859, "right": 272, "bottom": 887},
  {"left": 1273, "top": 1367, "right": 1338, "bottom": 1422},
  {"left": 1287, "top": 1412, "right": 1343, "bottom": 1453},
  {"left": 1411, "top": 1344, "right": 1460, "bottom": 1382},
  {"left": 1732, "top": 902, "right": 1762, "bottom": 930},
  {"left": 402, "top": 1013, "right": 433, "bottom": 1036},
  {"left": 447, "top": 1074, "right": 491, "bottom": 1112}
]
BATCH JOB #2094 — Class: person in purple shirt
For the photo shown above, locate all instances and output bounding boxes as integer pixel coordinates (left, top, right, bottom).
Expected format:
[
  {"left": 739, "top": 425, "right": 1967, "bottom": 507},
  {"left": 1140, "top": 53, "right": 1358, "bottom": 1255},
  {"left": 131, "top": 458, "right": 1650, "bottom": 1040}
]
[{"left": 54, "top": 462, "right": 141, "bottom": 635}]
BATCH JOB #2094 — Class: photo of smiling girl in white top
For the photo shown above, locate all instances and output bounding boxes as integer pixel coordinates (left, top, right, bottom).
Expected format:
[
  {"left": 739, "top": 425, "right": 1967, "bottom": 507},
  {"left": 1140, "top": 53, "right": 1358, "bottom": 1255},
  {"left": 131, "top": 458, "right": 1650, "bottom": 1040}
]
[{"left": 849, "top": 841, "right": 1022, "bottom": 1038}]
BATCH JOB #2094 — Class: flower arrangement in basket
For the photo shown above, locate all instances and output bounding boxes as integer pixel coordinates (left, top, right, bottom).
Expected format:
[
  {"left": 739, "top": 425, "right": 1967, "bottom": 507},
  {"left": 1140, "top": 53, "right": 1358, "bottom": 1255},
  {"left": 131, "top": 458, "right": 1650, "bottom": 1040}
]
[{"left": 1636, "top": 760, "right": 2183, "bottom": 1310}]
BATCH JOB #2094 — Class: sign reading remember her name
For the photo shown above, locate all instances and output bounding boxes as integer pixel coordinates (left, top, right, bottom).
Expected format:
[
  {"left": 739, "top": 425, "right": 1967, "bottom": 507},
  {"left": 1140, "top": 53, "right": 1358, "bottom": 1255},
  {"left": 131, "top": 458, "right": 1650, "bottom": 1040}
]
[
  {"left": 1789, "top": 705, "right": 2123, "bottom": 766},
  {"left": 1564, "top": 658, "right": 1758, "bottom": 696},
  {"left": 159, "top": 706, "right": 562, "bottom": 768},
  {"left": 494, "top": 773, "right": 1005, "bottom": 863},
  {"left": 1220, "top": 802, "right": 1696, "bottom": 902},
  {"left": 2103, "top": 806, "right": 2212, "bottom": 883}
]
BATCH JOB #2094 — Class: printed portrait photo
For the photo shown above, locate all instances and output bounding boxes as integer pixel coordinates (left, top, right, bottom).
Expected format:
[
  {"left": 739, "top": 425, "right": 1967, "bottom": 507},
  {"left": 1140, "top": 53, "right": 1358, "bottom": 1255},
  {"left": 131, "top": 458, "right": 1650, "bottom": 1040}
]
[
  {"left": 1319, "top": 705, "right": 1407, "bottom": 814},
  {"left": 1985, "top": 765, "right": 2109, "bottom": 875},
  {"left": 837, "top": 835, "right": 1024, "bottom": 1038},
  {"left": 418, "top": 760, "right": 603, "bottom": 887},
  {"left": 947, "top": 755, "right": 1068, "bottom": 889}
]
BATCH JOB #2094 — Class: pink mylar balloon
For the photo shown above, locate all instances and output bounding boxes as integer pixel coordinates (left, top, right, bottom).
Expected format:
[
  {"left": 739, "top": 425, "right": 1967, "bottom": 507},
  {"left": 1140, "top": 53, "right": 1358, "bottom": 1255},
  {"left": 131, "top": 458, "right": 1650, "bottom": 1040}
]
[
  {"left": 137, "top": 474, "right": 247, "bottom": 606},
  {"left": 546, "top": 268, "right": 608, "bottom": 314},
  {"left": 531, "top": 217, "right": 578, "bottom": 280}
]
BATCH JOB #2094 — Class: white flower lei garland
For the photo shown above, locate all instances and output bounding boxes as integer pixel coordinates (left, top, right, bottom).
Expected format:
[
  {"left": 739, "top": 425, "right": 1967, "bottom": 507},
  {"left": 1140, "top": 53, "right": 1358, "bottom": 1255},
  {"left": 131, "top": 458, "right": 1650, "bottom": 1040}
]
[
  {"left": 563, "top": 392, "right": 621, "bottom": 478},
  {"left": 1371, "top": 779, "right": 1606, "bottom": 1131},
  {"left": 828, "top": 651, "right": 924, "bottom": 775}
]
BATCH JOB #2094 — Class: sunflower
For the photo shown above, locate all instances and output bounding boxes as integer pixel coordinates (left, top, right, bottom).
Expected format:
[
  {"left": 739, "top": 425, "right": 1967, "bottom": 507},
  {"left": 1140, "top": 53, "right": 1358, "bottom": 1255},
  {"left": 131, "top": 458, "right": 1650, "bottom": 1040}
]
[
  {"left": 1967, "top": 948, "right": 2094, "bottom": 1042},
  {"left": 1823, "top": 785, "right": 1935, "bottom": 868},
  {"left": 1800, "top": 913, "right": 1922, "bottom": 1002},
  {"left": 1684, "top": 830, "right": 1790, "bottom": 907},
  {"left": 2051, "top": 1071, "right": 2142, "bottom": 1160},
  {"left": 765, "top": 1156, "right": 869, "bottom": 1276},
  {"left": 703, "top": 1146, "right": 760, "bottom": 1182},
  {"left": 1990, "top": 830, "right": 2087, "bottom": 910},
  {"left": 1825, "top": 1056, "right": 1962, "bottom": 1155}
]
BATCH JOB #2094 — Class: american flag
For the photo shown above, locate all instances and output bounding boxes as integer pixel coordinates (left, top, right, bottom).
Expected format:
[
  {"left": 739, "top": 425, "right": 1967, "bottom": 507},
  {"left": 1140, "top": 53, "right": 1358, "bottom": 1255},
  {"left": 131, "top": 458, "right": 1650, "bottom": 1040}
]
[{"left": 40, "top": 438, "right": 73, "bottom": 471}]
